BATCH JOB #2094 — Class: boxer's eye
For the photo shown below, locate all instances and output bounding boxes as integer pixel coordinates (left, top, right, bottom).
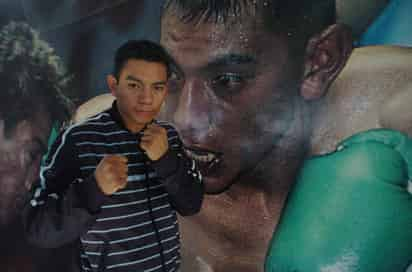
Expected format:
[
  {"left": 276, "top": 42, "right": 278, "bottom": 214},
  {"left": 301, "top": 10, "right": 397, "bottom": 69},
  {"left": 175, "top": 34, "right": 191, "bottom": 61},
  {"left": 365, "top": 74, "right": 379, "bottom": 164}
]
[
  {"left": 211, "top": 73, "right": 247, "bottom": 98},
  {"left": 167, "top": 77, "right": 184, "bottom": 93}
]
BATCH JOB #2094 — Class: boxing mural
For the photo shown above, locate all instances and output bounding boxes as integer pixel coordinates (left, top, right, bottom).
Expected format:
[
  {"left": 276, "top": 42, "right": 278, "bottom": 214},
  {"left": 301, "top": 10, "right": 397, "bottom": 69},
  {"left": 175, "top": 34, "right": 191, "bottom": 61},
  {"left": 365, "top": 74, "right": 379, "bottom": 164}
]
[
  {"left": 0, "top": 21, "right": 75, "bottom": 272},
  {"left": 1, "top": 0, "right": 412, "bottom": 271}
]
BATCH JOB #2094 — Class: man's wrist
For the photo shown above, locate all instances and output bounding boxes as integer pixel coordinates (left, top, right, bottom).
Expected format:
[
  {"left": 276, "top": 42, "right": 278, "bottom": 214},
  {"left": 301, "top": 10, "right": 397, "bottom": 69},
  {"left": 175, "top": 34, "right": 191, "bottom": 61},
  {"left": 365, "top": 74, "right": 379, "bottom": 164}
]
[
  {"left": 75, "top": 175, "right": 108, "bottom": 214},
  {"left": 151, "top": 149, "right": 180, "bottom": 178}
]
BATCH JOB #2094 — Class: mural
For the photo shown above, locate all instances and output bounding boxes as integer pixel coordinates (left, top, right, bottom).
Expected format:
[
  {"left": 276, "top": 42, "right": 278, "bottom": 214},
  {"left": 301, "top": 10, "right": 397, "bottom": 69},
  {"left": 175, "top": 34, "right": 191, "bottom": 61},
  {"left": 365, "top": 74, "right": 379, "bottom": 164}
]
[
  {"left": 359, "top": 0, "right": 412, "bottom": 46},
  {"left": 0, "top": 21, "right": 73, "bottom": 272},
  {"left": 1, "top": 0, "right": 411, "bottom": 271}
]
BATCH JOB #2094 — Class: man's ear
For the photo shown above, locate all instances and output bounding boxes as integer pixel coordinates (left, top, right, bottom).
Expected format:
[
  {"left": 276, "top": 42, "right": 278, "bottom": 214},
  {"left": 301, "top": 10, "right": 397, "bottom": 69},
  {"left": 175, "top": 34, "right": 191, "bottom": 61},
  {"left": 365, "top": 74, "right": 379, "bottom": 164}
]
[
  {"left": 106, "top": 74, "right": 118, "bottom": 97},
  {"left": 301, "top": 24, "right": 353, "bottom": 100}
]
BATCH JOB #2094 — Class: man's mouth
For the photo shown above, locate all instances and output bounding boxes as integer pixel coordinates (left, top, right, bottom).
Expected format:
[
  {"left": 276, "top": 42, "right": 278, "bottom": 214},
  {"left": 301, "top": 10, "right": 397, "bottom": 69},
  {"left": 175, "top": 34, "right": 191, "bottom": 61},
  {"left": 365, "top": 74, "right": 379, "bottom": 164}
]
[{"left": 135, "top": 110, "right": 154, "bottom": 116}]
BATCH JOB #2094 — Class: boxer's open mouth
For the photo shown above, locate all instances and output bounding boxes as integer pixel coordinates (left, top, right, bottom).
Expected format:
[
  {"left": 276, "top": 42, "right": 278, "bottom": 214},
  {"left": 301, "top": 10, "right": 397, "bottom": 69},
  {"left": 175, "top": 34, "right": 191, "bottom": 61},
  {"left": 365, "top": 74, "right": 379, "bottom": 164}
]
[
  {"left": 184, "top": 147, "right": 223, "bottom": 175},
  {"left": 184, "top": 148, "right": 220, "bottom": 163},
  {"left": 184, "top": 146, "right": 233, "bottom": 193}
]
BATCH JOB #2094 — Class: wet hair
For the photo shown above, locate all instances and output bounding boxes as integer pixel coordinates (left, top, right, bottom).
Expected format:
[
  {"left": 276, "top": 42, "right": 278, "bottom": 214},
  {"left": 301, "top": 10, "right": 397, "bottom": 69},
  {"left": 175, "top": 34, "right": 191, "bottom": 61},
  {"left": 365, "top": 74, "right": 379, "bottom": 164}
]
[
  {"left": 113, "top": 39, "right": 182, "bottom": 80},
  {"left": 163, "top": 0, "right": 335, "bottom": 45},
  {"left": 0, "top": 21, "right": 73, "bottom": 135}
]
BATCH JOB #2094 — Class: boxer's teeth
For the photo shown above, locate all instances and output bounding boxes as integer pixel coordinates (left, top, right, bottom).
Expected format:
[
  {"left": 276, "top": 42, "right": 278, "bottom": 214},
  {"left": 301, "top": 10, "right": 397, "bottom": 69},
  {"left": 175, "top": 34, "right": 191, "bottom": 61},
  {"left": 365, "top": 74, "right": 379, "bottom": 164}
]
[{"left": 185, "top": 149, "right": 216, "bottom": 163}]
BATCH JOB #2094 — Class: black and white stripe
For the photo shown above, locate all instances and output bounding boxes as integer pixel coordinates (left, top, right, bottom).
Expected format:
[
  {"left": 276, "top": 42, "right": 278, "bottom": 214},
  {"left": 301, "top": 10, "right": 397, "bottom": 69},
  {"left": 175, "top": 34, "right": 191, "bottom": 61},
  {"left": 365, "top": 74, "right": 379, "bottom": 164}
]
[{"left": 35, "top": 109, "right": 184, "bottom": 272}]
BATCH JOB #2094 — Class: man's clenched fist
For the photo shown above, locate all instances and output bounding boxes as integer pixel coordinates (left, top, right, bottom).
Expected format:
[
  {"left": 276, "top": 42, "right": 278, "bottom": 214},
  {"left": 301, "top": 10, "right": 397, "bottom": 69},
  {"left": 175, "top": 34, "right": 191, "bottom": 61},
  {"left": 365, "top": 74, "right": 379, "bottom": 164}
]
[
  {"left": 94, "top": 155, "right": 128, "bottom": 195},
  {"left": 140, "top": 124, "right": 169, "bottom": 161}
]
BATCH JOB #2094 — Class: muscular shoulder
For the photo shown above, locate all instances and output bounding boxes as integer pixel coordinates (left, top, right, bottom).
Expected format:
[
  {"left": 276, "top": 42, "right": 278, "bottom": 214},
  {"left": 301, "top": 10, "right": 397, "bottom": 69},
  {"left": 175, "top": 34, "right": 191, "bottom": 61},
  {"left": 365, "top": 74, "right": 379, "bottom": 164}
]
[{"left": 310, "top": 46, "right": 412, "bottom": 155}]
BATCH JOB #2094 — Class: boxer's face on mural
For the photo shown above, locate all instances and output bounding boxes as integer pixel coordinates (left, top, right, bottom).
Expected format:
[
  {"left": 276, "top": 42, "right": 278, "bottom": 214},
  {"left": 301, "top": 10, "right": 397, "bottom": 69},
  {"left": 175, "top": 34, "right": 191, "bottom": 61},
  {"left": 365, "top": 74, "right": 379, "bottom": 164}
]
[
  {"left": 0, "top": 109, "right": 51, "bottom": 226},
  {"left": 161, "top": 11, "right": 308, "bottom": 194}
]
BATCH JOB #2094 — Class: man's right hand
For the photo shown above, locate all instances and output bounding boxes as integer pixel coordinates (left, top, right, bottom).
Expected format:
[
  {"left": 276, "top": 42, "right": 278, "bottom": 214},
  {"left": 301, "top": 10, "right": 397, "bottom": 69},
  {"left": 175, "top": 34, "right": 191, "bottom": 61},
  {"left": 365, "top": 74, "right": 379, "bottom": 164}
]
[{"left": 94, "top": 155, "right": 128, "bottom": 195}]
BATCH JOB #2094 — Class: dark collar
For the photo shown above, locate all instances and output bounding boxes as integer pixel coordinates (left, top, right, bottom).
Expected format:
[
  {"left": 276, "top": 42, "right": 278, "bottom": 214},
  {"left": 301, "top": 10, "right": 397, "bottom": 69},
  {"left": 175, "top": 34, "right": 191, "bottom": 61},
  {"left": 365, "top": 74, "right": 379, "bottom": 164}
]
[{"left": 109, "top": 100, "right": 129, "bottom": 131}]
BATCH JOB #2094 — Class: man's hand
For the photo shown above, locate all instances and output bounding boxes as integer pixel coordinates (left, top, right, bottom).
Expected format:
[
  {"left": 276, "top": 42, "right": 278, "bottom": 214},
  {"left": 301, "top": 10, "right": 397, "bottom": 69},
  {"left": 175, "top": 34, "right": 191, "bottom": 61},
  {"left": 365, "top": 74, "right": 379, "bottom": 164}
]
[
  {"left": 94, "top": 155, "right": 128, "bottom": 195},
  {"left": 140, "top": 124, "right": 169, "bottom": 161}
]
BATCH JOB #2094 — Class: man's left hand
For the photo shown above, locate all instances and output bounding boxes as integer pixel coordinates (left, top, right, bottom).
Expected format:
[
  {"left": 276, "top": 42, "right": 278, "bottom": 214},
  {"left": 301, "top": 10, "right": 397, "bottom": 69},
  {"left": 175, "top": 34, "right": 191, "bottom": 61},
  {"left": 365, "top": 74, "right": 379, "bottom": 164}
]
[{"left": 140, "top": 124, "right": 169, "bottom": 161}]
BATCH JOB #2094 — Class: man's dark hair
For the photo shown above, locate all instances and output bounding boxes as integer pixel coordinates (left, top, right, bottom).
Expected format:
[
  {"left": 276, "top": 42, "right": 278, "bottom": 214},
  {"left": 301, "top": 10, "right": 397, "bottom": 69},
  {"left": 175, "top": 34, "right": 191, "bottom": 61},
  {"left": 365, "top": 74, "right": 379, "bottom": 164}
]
[
  {"left": 163, "top": 0, "right": 335, "bottom": 47},
  {"left": 114, "top": 40, "right": 182, "bottom": 80},
  {"left": 0, "top": 21, "right": 73, "bottom": 135}
]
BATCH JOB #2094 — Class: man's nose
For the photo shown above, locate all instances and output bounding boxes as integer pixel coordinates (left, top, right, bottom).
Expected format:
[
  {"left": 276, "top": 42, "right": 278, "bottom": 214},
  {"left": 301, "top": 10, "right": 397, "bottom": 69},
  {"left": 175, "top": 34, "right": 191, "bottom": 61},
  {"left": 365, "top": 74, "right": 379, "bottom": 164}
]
[
  {"left": 138, "top": 86, "right": 154, "bottom": 104},
  {"left": 173, "top": 79, "right": 211, "bottom": 141}
]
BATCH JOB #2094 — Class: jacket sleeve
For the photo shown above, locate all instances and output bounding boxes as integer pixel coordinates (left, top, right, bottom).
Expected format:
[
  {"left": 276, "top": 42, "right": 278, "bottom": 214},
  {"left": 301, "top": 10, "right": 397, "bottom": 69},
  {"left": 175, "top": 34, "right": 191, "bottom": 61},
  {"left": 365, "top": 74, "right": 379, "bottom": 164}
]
[
  {"left": 151, "top": 128, "right": 204, "bottom": 216},
  {"left": 22, "top": 128, "right": 108, "bottom": 249}
]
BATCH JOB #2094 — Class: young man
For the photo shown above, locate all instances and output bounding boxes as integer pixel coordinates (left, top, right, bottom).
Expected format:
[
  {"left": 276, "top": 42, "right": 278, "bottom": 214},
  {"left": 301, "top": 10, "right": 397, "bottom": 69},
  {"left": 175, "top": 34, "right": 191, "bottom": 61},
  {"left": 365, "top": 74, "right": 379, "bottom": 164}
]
[
  {"left": 24, "top": 40, "right": 204, "bottom": 272},
  {"left": 0, "top": 21, "right": 74, "bottom": 272},
  {"left": 159, "top": 0, "right": 352, "bottom": 271}
]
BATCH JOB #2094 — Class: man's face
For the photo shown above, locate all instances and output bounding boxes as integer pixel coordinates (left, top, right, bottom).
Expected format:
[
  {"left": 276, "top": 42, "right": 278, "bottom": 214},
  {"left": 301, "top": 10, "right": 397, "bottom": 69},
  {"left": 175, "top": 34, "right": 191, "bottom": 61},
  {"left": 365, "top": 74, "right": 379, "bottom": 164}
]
[
  {"left": 111, "top": 59, "right": 168, "bottom": 132},
  {"left": 161, "top": 11, "right": 307, "bottom": 193},
  {"left": 0, "top": 110, "right": 50, "bottom": 226}
]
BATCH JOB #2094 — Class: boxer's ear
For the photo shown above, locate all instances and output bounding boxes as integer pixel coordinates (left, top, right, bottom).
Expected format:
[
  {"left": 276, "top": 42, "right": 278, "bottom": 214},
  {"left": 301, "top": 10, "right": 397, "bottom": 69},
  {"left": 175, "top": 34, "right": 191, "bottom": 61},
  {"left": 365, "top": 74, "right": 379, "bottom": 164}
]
[{"left": 301, "top": 24, "right": 353, "bottom": 100}]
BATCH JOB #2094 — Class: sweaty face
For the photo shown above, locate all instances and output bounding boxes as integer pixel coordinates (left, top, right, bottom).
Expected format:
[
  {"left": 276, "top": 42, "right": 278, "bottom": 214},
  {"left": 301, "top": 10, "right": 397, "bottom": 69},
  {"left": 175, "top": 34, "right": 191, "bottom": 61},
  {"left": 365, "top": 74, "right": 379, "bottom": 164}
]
[
  {"left": 0, "top": 110, "right": 50, "bottom": 226},
  {"left": 111, "top": 59, "right": 168, "bottom": 133},
  {"left": 161, "top": 12, "right": 305, "bottom": 193}
]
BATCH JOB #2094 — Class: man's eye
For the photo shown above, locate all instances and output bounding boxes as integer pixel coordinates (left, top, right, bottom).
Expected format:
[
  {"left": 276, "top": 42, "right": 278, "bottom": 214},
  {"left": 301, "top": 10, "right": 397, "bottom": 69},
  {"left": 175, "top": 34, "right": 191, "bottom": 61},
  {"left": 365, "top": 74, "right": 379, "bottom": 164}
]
[
  {"left": 154, "top": 85, "right": 165, "bottom": 92},
  {"left": 128, "top": 83, "right": 137, "bottom": 88},
  {"left": 211, "top": 73, "right": 245, "bottom": 97}
]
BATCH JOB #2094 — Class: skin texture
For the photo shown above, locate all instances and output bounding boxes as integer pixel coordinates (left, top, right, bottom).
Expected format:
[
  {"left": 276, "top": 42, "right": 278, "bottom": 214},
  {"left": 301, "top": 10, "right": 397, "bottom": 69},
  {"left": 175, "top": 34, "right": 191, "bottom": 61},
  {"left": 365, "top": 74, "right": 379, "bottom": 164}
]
[
  {"left": 94, "top": 154, "right": 128, "bottom": 195},
  {"left": 380, "top": 84, "right": 412, "bottom": 136},
  {"left": 310, "top": 46, "right": 412, "bottom": 154},
  {"left": 140, "top": 123, "right": 170, "bottom": 160}
]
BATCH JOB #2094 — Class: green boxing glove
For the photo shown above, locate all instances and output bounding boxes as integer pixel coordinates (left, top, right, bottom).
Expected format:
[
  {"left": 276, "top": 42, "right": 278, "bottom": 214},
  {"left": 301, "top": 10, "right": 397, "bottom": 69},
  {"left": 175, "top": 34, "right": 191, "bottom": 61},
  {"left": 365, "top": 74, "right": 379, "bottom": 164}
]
[{"left": 265, "top": 128, "right": 412, "bottom": 272}]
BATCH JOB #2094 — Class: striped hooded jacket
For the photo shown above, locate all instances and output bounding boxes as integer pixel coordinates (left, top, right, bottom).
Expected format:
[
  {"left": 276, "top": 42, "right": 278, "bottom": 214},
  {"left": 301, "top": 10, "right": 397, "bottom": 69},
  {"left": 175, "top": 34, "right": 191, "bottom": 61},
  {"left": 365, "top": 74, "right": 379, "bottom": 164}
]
[{"left": 23, "top": 102, "right": 204, "bottom": 272}]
